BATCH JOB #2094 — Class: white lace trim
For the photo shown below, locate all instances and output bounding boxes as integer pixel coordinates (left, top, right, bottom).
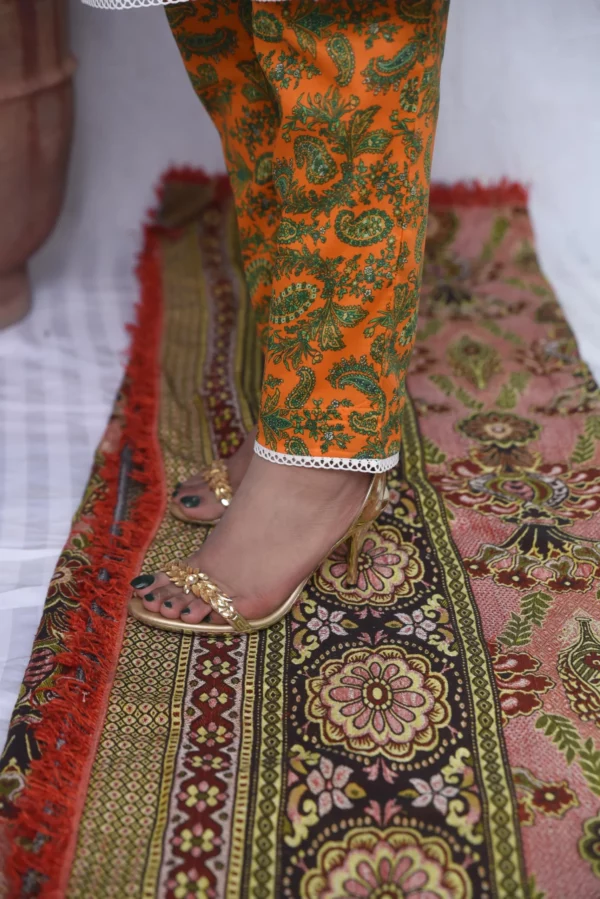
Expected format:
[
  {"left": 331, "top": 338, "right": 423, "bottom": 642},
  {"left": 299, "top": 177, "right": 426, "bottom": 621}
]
[
  {"left": 81, "top": 0, "right": 287, "bottom": 7},
  {"left": 254, "top": 442, "right": 399, "bottom": 473}
]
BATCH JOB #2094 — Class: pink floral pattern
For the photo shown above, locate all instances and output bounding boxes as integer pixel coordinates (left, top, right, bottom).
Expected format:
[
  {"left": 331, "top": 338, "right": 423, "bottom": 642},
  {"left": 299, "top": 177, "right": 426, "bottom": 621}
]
[
  {"left": 306, "top": 757, "right": 354, "bottom": 817},
  {"left": 306, "top": 645, "right": 451, "bottom": 762},
  {"left": 316, "top": 529, "right": 424, "bottom": 606},
  {"left": 302, "top": 826, "right": 471, "bottom": 899}
]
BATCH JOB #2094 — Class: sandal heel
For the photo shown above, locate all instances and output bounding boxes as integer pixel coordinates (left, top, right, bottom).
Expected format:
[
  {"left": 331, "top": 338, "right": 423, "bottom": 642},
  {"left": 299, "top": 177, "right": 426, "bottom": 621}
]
[
  {"left": 346, "top": 521, "right": 371, "bottom": 586},
  {"left": 345, "top": 479, "right": 389, "bottom": 586}
]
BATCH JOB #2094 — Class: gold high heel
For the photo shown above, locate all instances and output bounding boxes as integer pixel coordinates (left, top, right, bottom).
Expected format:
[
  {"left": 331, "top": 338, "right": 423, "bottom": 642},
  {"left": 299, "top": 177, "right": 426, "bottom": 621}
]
[
  {"left": 129, "top": 472, "right": 389, "bottom": 635},
  {"left": 169, "top": 460, "right": 233, "bottom": 526}
]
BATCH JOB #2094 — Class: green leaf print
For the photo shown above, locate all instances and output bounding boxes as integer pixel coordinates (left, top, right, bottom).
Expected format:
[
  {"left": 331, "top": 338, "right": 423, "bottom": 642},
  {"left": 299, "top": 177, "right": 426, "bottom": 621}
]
[
  {"left": 520, "top": 591, "right": 553, "bottom": 629},
  {"left": 535, "top": 714, "right": 581, "bottom": 765},
  {"left": 422, "top": 436, "right": 446, "bottom": 465},
  {"left": 578, "top": 738, "right": 600, "bottom": 797},
  {"left": 497, "top": 613, "right": 533, "bottom": 649}
]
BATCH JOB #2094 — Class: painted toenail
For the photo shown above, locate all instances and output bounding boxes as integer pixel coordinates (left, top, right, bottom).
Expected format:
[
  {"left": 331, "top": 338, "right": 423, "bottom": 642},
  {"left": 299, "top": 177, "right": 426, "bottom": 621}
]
[
  {"left": 130, "top": 574, "right": 155, "bottom": 589},
  {"left": 163, "top": 600, "right": 173, "bottom": 609},
  {"left": 144, "top": 593, "right": 155, "bottom": 603},
  {"left": 181, "top": 495, "right": 201, "bottom": 508}
]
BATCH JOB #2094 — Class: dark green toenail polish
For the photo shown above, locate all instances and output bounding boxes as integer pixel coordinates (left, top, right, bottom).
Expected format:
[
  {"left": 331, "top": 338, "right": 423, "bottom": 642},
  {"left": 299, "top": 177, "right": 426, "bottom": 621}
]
[
  {"left": 182, "top": 607, "right": 191, "bottom": 615},
  {"left": 145, "top": 593, "right": 155, "bottom": 602},
  {"left": 181, "top": 495, "right": 201, "bottom": 508},
  {"left": 163, "top": 600, "right": 173, "bottom": 609},
  {"left": 131, "top": 574, "right": 155, "bottom": 589}
]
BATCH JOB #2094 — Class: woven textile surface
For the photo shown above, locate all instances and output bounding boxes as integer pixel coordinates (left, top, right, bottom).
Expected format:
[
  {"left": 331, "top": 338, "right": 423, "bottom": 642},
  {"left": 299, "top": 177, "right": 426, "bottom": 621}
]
[{"left": 2, "top": 171, "right": 600, "bottom": 899}]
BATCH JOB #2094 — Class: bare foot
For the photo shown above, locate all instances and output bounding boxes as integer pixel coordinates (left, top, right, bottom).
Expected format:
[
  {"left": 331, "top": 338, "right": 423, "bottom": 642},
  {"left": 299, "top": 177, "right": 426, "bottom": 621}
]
[
  {"left": 131, "top": 455, "right": 372, "bottom": 625},
  {"left": 171, "top": 427, "right": 257, "bottom": 523}
]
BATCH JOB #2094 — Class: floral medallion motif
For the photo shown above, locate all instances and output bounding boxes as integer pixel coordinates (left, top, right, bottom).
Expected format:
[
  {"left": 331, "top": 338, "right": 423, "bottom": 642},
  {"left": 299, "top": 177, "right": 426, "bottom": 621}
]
[
  {"left": 316, "top": 526, "right": 424, "bottom": 606},
  {"left": 306, "top": 644, "right": 451, "bottom": 761},
  {"left": 301, "top": 826, "right": 471, "bottom": 899},
  {"left": 458, "top": 411, "right": 539, "bottom": 468}
]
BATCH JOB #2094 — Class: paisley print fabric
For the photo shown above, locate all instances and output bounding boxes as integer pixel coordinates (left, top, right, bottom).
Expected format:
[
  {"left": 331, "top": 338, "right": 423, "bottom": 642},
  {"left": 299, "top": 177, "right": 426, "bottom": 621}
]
[{"left": 167, "top": 0, "right": 449, "bottom": 469}]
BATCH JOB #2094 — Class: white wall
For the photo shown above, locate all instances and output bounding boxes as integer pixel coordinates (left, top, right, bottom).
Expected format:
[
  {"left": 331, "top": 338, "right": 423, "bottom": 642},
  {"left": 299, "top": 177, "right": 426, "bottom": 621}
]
[{"left": 35, "top": 0, "right": 600, "bottom": 371}]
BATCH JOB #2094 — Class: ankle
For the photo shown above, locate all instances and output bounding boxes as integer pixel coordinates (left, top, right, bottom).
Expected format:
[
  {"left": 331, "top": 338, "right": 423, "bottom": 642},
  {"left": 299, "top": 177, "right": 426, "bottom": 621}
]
[{"left": 250, "top": 454, "right": 370, "bottom": 504}]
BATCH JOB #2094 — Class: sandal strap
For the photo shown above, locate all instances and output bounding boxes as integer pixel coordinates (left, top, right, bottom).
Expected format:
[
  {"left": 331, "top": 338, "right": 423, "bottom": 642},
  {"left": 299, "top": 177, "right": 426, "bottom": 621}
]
[
  {"left": 201, "top": 460, "right": 233, "bottom": 507},
  {"left": 164, "top": 560, "right": 252, "bottom": 634}
]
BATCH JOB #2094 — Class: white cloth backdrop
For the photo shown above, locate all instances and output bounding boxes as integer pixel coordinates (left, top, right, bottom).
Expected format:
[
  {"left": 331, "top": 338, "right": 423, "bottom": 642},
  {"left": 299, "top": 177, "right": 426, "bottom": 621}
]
[{"left": 1, "top": 0, "right": 599, "bottom": 744}]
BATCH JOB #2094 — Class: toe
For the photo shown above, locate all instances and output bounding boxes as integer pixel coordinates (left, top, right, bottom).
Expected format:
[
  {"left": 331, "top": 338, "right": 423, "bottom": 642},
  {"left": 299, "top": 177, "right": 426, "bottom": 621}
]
[
  {"left": 141, "top": 590, "right": 161, "bottom": 611},
  {"left": 172, "top": 474, "right": 204, "bottom": 498},
  {"left": 179, "top": 598, "right": 213, "bottom": 624},
  {"left": 159, "top": 595, "right": 189, "bottom": 619},
  {"left": 144, "top": 583, "right": 213, "bottom": 623},
  {"left": 130, "top": 571, "right": 170, "bottom": 600},
  {"left": 172, "top": 486, "right": 224, "bottom": 523}
]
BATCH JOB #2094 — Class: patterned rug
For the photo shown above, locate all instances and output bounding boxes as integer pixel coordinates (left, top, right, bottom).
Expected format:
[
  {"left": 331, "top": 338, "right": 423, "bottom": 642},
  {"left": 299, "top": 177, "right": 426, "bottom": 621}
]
[{"left": 2, "top": 171, "right": 600, "bottom": 899}]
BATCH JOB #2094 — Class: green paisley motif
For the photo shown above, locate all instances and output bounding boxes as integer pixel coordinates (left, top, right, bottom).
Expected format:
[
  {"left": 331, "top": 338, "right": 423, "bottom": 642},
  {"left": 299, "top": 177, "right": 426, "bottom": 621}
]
[
  {"left": 334, "top": 208, "right": 394, "bottom": 247},
  {"left": 271, "top": 283, "right": 318, "bottom": 325},
  {"left": 294, "top": 136, "right": 338, "bottom": 185},
  {"left": 253, "top": 10, "right": 284, "bottom": 43},
  {"left": 273, "top": 161, "right": 294, "bottom": 200},
  {"left": 361, "top": 37, "right": 425, "bottom": 93},
  {"left": 327, "top": 356, "right": 386, "bottom": 415},
  {"left": 349, "top": 410, "right": 380, "bottom": 435},
  {"left": 190, "top": 63, "right": 218, "bottom": 90},
  {"left": 326, "top": 34, "right": 355, "bottom": 87},
  {"left": 245, "top": 258, "right": 273, "bottom": 298},
  {"left": 174, "top": 28, "right": 238, "bottom": 63},
  {"left": 254, "top": 152, "right": 273, "bottom": 185},
  {"left": 276, "top": 219, "right": 302, "bottom": 245},
  {"left": 165, "top": 3, "right": 198, "bottom": 30},
  {"left": 286, "top": 367, "right": 317, "bottom": 410},
  {"left": 285, "top": 437, "right": 311, "bottom": 456},
  {"left": 397, "top": 0, "right": 435, "bottom": 23}
]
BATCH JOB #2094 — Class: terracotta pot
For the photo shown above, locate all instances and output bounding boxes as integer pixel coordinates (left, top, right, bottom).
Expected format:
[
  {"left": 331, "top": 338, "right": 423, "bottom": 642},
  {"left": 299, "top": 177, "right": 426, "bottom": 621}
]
[{"left": 0, "top": 0, "right": 75, "bottom": 328}]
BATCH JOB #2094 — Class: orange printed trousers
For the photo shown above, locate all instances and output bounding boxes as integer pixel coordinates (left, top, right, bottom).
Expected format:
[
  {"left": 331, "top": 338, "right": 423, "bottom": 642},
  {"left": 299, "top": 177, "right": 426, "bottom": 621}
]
[{"left": 167, "top": 0, "right": 449, "bottom": 470}]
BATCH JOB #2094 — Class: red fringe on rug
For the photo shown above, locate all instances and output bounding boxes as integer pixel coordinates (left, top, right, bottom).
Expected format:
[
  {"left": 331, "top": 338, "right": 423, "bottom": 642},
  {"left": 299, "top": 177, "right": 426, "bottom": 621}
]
[
  {"left": 0, "top": 170, "right": 529, "bottom": 897},
  {"left": 429, "top": 179, "right": 528, "bottom": 207},
  {"left": 2, "top": 224, "right": 166, "bottom": 897}
]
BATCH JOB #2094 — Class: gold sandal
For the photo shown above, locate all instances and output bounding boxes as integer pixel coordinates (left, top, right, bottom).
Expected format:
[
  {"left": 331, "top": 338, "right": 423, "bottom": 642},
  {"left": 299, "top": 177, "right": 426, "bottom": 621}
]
[
  {"left": 169, "top": 460, "right": 233, "bottom": 526},
  {"left": 129, "top": 472, "right": 389, "bottom": 635}
]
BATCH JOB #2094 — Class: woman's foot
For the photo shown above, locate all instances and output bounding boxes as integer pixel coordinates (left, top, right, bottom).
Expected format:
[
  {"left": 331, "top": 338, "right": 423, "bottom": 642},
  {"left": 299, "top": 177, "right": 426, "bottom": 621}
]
[
  {"left": 132, "top": 455, "right": 371, "bottom": 625},
  {"left": 170, "top": 427, "right": 257, "bottom": 523}
]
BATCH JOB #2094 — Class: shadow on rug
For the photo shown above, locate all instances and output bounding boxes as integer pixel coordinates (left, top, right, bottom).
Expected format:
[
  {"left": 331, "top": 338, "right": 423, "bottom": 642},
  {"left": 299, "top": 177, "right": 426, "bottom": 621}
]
[{"left": 2, "top": 171, "right": 600, "bottom": 899}]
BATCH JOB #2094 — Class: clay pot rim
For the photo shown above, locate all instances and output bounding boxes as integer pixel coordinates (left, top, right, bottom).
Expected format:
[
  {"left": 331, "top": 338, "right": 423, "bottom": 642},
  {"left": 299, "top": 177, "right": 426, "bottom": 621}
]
[{"left": 0, "top": 54, "right": 77, "bottom": 104}]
